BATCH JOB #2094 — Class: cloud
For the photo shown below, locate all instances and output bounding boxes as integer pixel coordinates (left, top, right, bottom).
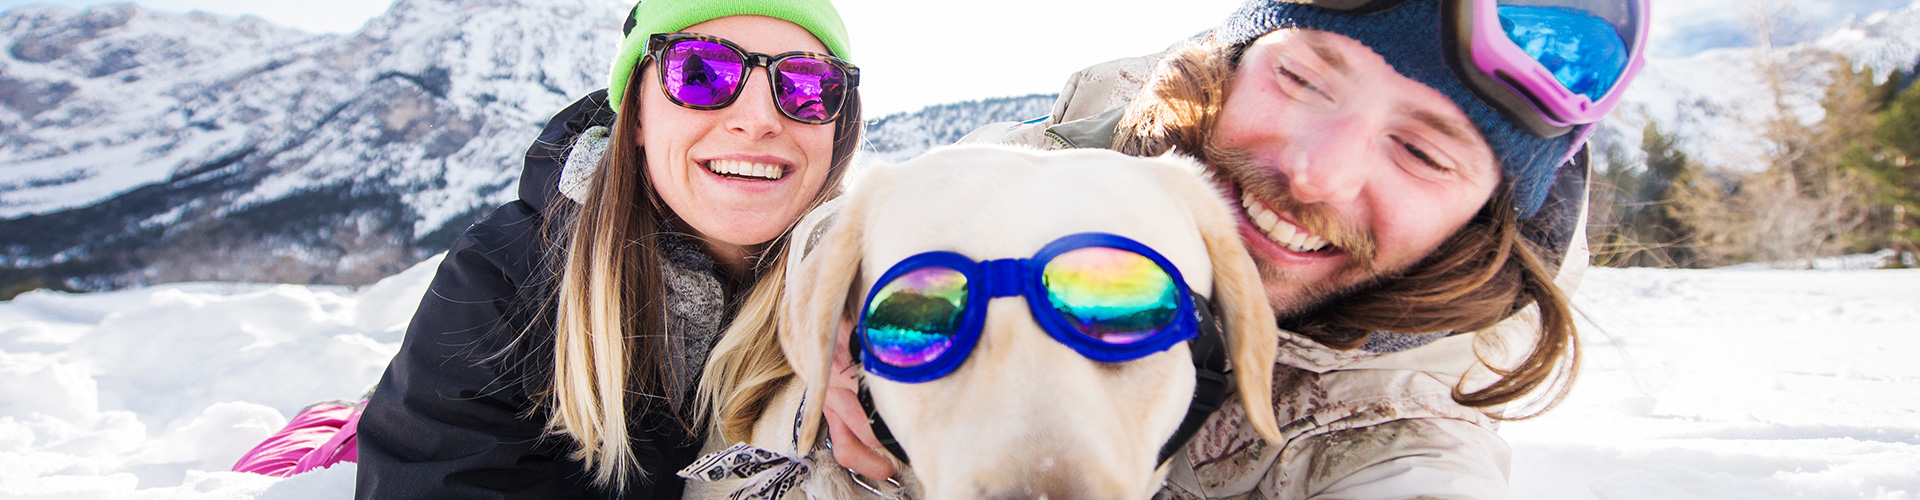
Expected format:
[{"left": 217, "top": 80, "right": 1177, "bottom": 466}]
[{"left": 1648, "top": 0, "right": 1919, "bottom": 57}]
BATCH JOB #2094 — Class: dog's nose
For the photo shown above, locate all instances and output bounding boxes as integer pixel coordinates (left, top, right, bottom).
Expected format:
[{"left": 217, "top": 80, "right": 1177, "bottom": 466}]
[
  {"left": 982, "top": 467, "right": 1112, "bottom": 500},
  {"left": 987, "top": 488, "right": 1086, "bottom": 500}
]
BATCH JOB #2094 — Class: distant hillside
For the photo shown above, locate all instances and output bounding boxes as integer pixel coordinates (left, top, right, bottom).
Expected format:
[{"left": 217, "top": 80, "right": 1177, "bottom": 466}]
[{"left": 861, "top": 94, "right": 1055, "bottom": 164}]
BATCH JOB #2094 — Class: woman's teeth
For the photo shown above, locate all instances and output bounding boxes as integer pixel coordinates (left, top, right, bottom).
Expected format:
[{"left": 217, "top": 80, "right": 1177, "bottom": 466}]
[
  {"left": 707, "top": 160, "right": 785, "bottom": 180},
  {"left": 1241, "top": 189, "right": 1331, "bottom": 253}
]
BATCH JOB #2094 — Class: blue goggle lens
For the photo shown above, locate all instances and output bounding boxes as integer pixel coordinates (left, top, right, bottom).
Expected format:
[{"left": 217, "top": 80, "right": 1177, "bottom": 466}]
[
  {"left": 1498, "top": 5, "right": 1631, "bottom": 100},
  {"left": 1041, "top": 248, "right": 1181, "bottom": 345},
  {"left": 863, "top": 267, "right": 968, "bottom": 368}
]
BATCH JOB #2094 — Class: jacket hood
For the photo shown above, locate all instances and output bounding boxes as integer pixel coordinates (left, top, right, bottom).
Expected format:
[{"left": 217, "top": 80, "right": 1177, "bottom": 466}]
[{"left": 520, "top": 89, "right": 618, "bottom": 210}]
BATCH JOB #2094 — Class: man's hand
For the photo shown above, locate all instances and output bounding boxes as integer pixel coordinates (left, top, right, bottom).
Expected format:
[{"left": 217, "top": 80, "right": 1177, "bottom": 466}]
[{"left": 823, "top": 319, "right": 897, "bottom": 479}]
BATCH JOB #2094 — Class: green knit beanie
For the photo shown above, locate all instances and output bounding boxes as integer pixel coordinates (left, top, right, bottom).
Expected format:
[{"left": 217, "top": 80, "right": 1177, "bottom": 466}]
[{"left": 608, "top": 0, "right": 853, "bottom": 110}]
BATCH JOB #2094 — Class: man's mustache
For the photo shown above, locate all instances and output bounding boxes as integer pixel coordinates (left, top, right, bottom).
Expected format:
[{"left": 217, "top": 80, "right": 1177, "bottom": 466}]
[{"left": 1198, "top": 143, "right": 1378, "bottom": 274}]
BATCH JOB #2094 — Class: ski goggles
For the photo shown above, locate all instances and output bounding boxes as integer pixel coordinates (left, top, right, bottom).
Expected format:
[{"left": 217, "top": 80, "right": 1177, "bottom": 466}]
[
  {"left": 854, "top": 233, "right": 1202, "bottom": 383},
  {"left": 1307, "top": 0, "right": 1647, "bottom": 137},
  {"left": 643, "top": 33, "right": 860, "bottom": 125}
]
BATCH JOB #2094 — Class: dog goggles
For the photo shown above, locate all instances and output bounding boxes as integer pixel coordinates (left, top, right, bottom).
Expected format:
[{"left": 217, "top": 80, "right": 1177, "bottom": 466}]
[
  {"left": 644, "top": 33, "right": 860, "bottom": 125},
  {"left": 854, "top": 233, "right": 1200, "bottom": 383},
  {"left": 1301, "top": 0, "right": 1647, "bottom": 138}
]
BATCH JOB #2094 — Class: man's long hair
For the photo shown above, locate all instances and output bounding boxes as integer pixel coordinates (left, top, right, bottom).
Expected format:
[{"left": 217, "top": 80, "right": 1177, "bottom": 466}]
[
  {"left": 537, "top": 64, "right": 863, "bottom": 490},
  {"left": 1114, "top": 35, "right": 1578, "bottom": 417}
]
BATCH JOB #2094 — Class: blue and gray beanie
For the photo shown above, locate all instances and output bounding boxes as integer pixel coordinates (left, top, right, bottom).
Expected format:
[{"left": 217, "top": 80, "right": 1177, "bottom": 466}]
[{"left": 1217, "top": 0, "right": 1577, "bottom": 218}]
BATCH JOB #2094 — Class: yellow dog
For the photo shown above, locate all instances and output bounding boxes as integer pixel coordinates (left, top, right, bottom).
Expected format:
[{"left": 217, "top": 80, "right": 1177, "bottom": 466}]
[{"left": 686, "top": 144, "right": 1282, "bottom": 500}]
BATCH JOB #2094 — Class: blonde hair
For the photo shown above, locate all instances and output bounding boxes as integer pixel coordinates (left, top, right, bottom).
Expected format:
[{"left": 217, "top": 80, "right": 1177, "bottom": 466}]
[
  {"left": 693, "top": 258, "right": 798, "bottom": 443},
  {"left": 540, "top": 65, "right": 862, "bottom": 490}
]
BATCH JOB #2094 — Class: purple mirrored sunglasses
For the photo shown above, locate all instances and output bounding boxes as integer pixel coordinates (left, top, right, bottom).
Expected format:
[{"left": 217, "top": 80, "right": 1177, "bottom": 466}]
[{"left": 644, "top": 33, "right": 861, "bottom": 125}]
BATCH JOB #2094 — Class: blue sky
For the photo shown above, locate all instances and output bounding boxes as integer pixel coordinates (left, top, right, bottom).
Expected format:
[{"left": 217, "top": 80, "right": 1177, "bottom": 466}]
[{"left": 3, "top": 0, "right": 1915, "bottom": 114}]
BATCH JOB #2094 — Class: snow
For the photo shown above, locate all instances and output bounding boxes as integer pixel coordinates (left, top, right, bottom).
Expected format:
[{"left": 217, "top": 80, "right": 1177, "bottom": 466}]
[
  {"left": 1508, "top": 268, "right": 1920, "bottom": 499},
  {"left": 1721, "top": 249, "right": 1917, "bottom": 271},
  {"left": 0, "top": 256, "right": 433, "bottom": 498},
  {"left": 2, "top": 255, "right": 1916, "bottom": 498}
]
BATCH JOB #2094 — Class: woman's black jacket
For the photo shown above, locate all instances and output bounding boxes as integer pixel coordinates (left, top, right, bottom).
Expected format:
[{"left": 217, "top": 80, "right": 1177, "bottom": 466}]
[{"left": 355, "top": 90, "right": 705, "bottom": 499}]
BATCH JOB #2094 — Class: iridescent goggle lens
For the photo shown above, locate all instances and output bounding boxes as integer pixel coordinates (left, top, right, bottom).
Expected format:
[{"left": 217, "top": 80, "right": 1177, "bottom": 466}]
[
  {"left": 1496, "top": 3, "right": 1631, "bottom": 101},
  {"left": 653, "top": 35, "right": 855, "bottom": 125},
  {"left": 862, "top": 267, "right": 969, "bottom": 368},
  {"left": 1041, "top": 247, "right": 1180, "bottom": 346}
]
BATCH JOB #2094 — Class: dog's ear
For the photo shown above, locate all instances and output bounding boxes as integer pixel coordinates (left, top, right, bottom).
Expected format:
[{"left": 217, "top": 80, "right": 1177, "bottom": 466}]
[
  {"left": 1202, "top": 217, "right": 1283, "bottom": 442},
  {"left": 1163, "top": 157, "right": 1284, "bottom": 442},
  {"left": 780, "top": 195, "right": 869, "bottom": 450}
]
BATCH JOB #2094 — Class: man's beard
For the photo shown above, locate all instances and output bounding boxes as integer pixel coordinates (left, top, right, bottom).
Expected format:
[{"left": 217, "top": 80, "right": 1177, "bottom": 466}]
[
  {"left": 1256, "top": 257, "right": 1408, "bottom": 327},
  {"left": 1194, "top": 143, "right": 1412, "bottom": 326}
]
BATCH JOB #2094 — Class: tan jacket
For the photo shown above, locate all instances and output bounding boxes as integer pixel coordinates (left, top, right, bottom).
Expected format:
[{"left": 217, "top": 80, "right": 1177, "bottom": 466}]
[{"left": 963, "top": 55, "right": 1592, "bottom": 500}]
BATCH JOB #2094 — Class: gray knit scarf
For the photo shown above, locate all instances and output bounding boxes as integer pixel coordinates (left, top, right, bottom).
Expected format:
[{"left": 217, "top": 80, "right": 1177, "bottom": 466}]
[{"left": 658, "top": 230, "right": 734, "bottom": 401}]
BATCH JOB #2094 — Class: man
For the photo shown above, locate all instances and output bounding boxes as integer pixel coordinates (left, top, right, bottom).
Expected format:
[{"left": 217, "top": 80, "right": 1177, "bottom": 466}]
[{"left": 827, "top": 0, "right": 1646, "bottom": 497}]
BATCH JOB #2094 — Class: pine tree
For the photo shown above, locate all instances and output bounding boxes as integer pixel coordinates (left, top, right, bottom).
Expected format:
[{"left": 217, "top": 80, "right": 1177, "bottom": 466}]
[
  {"left": 1861, "top": 71, "right": 1920, "bottom": 258},
  {"left": 1637, "top": 123, "right": 1699, "bottom": 266},
  {"left": 1590, "top": 122, "right": 1699, "bottom": 268},
  {"left": 1802, "top": 57, "right": 1884, "bottom": 253}
]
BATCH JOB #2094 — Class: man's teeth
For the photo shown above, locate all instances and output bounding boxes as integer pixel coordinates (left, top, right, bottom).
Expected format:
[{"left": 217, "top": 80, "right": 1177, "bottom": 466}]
[
  {"left": 1241, "top": 189, "right": 1331, "bottom": 253},
  {"left": 707, "top": 160, "right": 784, "bottom": 180}
]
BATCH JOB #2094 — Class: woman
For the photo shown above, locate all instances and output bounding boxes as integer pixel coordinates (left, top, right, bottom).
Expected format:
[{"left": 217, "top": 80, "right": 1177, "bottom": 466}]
[{"left": 354, "top": 1, "right": 862, "bottom": 497}]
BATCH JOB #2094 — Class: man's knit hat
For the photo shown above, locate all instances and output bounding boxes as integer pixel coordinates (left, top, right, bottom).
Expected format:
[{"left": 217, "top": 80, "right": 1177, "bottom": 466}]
[
  {"left": 1218, "top": 0, "right": 1577, "bottom": 218},
  {"left": 608, "top": 0, "right": 852, "bottom": 110}
]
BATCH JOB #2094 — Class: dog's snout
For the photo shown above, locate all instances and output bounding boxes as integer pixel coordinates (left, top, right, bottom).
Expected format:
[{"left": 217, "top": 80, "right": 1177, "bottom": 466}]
[
  {"left": 989, "top": 492, "right": 1084, "bottom": 500},
  {"left": 986, "top": 485, "right": 1087, "bottom": 500},
  {"left": 978, "top": 464, "right": 1111, "bottom": 500}
]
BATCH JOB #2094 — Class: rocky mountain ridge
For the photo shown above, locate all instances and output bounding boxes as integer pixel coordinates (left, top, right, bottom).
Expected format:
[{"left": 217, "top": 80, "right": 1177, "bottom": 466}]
[{"left": 2, "top": 0, "right": 627, "bottom": 289}]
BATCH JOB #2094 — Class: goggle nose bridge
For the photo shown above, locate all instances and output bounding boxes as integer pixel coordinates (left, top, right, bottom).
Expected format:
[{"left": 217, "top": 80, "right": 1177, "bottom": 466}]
[{"left": 982, "top": 258, "right": 1029, "bottom": 299}]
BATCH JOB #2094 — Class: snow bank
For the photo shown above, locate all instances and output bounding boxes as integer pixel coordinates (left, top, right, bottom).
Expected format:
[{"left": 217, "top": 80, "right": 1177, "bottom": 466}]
[
  {"left": 0, "top": 254, "right": 437, "bottom": 498},
  {"left": 4, "top": 260, "right": 1918, "bottom": 498},
  {"left": 1720, "top": 249, "right": 1917, "bottom": 271}
]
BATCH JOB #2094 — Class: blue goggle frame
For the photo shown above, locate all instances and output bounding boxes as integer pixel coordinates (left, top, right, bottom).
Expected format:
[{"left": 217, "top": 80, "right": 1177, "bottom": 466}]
[{"left": 853, "top": 233, "right": 1200, "bottom": 383}]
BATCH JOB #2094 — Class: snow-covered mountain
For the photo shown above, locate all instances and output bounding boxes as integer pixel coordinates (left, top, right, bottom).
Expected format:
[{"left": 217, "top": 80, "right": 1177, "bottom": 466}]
[
  {"left": 861, "top": 94, "right": 1055, "bottom": 164},
  {"left": 1, "top": 0, "right": 626, "bottom": 290},
  {"left": 4, "top": 0, "right": 1919, "bottom": 292},
  {"left": 0, "top": 1, "right": 1055, "bottom": 292},
  {"left": 1599, "top": 0, "right": 1920, "bottom": 172}
]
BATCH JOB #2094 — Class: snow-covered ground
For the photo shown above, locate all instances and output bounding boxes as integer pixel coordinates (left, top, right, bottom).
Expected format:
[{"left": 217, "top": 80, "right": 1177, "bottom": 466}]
[
  {"left": 1509, "top": 267, "right": 1920, "bottom": 499},
  {"left": 2, "top": 258, "right": 1917, "bottom": 499}
]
